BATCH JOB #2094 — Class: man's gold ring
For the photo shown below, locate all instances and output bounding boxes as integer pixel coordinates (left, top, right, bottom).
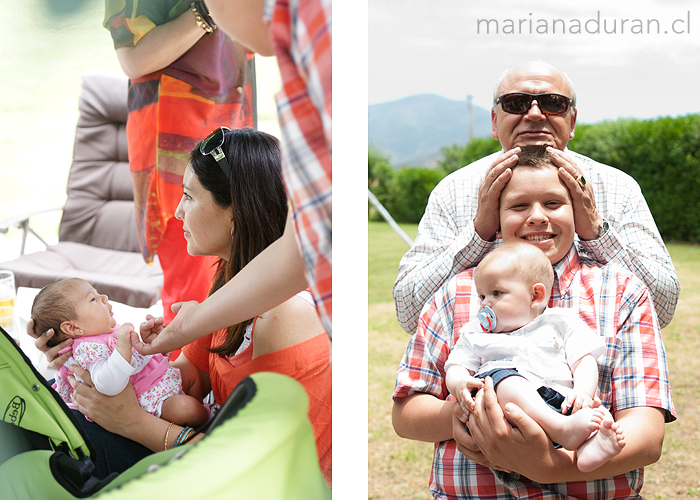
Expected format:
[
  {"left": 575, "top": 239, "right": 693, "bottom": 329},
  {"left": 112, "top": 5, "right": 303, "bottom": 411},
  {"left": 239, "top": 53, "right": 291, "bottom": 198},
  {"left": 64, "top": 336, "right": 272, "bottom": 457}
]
[{"left": 575, "top": 174, "right": 587, "bottom": 189}]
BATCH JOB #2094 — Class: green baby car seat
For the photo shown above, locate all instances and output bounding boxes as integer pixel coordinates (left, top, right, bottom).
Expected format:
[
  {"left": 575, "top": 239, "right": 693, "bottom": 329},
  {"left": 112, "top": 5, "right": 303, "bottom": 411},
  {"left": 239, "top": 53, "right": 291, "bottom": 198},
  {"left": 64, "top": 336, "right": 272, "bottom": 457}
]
[{"left": 0, "top": 326, "right": 330, "bottom": 499}]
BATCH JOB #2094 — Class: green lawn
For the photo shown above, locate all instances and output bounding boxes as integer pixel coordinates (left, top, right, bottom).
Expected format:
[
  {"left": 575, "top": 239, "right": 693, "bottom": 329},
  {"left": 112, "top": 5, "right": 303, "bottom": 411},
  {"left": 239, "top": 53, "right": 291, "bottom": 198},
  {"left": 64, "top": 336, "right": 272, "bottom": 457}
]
[
  {"left": 368, "top": 221, "right": 418, "bottom": 304},
  {"left": 369, "top": 220, "right": 700, "bottom": 499}
]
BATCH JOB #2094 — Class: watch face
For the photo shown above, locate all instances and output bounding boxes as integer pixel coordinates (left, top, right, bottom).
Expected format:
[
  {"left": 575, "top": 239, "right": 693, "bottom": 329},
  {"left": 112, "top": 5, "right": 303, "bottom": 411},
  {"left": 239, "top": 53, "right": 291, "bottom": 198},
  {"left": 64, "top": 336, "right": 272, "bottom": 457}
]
[{"left": 601, "top": 220, "right": 610, "bottom": 236}]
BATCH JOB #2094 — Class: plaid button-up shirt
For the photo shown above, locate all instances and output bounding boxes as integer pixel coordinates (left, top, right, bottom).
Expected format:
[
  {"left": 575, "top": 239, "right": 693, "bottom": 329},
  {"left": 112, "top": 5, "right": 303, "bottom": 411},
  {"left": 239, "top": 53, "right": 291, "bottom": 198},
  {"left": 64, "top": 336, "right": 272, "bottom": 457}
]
[
  {"left": 394, "top": 150, "right": 679, "bottom": 334},
  {"left": 265, "top": 0, "right": 332, "bottom": 335},
  {"left": 393, "top": 245, "right": 675, "bottom": 499}
]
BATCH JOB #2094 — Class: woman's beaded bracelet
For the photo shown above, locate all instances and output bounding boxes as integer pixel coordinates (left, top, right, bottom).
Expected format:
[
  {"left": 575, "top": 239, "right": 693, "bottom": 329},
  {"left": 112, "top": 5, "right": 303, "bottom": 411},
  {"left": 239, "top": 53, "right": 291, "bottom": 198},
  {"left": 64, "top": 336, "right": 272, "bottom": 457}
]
[
  {"left": 195, "top": 1, "right": 217, "bottom": 30},
  {"left": 190, "top": 2, "right": 214, "bottom": 33},
  {"left": 174, "top": 426, "right": 196, "bottom": 447}
]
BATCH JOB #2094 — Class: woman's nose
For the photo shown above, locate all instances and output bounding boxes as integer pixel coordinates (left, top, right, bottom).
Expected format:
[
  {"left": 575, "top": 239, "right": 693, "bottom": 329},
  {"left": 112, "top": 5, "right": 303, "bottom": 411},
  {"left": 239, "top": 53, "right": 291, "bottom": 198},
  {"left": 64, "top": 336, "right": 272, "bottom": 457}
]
[{"left": 174, "top": 200, "right": 184, "bottom": 220}]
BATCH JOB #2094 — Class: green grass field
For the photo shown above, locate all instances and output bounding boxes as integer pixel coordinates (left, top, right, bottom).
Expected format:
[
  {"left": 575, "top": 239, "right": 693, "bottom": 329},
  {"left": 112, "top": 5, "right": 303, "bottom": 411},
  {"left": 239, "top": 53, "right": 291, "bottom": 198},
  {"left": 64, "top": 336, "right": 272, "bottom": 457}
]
[{"left": 368, "top": 221, "right": 700, "bottom": 499}]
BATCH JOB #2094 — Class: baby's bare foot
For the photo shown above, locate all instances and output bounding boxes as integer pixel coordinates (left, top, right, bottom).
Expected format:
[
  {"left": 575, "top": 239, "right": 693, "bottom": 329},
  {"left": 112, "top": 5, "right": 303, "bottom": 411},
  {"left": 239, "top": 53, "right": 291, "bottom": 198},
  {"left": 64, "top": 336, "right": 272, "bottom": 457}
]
[
  {"left": 576, "top": 408, "right": 626, "bottom": 473},
  {"left": 553, "top": 406, "right": 604, "bottom": 451}
]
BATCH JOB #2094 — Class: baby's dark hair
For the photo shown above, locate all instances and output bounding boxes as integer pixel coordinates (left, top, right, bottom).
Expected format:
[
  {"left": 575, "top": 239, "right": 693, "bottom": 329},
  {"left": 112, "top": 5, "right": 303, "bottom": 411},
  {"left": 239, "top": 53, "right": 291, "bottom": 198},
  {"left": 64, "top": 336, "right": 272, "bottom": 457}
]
[{"left": 30, "top": 278, "right": 84, "bottom": 347}]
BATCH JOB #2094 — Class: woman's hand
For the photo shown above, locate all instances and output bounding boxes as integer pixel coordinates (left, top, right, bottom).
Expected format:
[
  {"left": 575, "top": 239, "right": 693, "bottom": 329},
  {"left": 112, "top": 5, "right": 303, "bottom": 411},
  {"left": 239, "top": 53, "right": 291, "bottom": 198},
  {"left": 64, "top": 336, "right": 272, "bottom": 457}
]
[
  {"left": 68, "top": 364, "right": 183, "bottom": 452},
  {"left": 67, "top": 365, "right": 142, "bottom": 436},
  {"left": 131, "top": 301, "right": 201, "bottom": 356},
  {"left": 26, "top": 318, "right": 73, "bottom": 370},
  {"left": 139, "top": 314, "right": 165, "bottom": 340}
]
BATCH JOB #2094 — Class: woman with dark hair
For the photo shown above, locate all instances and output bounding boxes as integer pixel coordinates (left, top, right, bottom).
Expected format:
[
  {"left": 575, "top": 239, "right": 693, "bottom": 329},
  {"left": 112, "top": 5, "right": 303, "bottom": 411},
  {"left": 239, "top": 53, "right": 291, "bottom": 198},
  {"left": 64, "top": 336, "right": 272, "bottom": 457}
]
[{"left": 33, "top": 127, "right": 332, "bottom": 486}]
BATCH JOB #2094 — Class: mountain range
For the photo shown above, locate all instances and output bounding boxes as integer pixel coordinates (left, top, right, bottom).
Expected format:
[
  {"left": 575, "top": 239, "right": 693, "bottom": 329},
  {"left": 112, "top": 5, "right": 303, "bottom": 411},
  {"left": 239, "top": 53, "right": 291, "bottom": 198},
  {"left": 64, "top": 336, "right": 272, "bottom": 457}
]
[{"left": 368, "top": 93, "right": 493, "bottom": 167}]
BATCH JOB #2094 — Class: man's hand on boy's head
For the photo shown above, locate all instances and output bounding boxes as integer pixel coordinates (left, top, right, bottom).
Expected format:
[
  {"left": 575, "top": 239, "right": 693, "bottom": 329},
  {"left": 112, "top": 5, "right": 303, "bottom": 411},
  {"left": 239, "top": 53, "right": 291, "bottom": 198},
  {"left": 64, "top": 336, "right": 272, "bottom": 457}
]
[
  {"left": 474, "top": 148, "right": 519, "bottom": 241},
  {"left": 547, "top": 147, "right": 603, "bottom": 241}
]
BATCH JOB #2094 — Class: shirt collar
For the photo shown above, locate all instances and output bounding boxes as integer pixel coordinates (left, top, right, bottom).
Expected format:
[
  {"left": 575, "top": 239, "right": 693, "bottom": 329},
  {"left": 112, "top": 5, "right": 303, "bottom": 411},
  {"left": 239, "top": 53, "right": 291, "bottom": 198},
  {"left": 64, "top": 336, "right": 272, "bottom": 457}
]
[
  {"left": 262, "top": 0, "right": 276, "bottom": 20},
  {"left": 552, "top": 244, "right": 580, "bottom": 298}
]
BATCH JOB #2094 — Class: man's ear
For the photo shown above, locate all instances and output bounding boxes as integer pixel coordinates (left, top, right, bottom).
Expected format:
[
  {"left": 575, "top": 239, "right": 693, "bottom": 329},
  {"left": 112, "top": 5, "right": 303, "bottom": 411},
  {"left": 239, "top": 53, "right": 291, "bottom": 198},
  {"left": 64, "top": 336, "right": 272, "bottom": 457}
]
[
  {"left": 531, "top": 283, "right": 547, "bottom": 309},
  {"left": 568, "top": 107, "right": 577, "bottom": 140},
  {"left": 491, "top": 107, "right": 499, "bottom": 141}
]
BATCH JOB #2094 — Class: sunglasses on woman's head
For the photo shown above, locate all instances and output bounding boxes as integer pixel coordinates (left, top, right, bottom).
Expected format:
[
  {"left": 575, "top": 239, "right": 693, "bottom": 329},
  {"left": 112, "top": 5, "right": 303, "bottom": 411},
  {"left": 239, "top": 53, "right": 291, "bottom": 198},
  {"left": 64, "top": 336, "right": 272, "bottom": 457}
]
[
  {"left": 495, "top": 93, "right": 572, "bottom": 116},
  {"left": 200, "top": 126, "right": 231, "bottom": 177}
]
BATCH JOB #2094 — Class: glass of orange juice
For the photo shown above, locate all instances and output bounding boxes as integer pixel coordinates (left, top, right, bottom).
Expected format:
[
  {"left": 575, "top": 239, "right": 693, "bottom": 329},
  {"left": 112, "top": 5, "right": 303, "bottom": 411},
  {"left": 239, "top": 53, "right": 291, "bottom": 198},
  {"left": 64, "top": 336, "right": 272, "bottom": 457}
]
[
  {"left": 0, "top": 271, "right": 17, "bottom": 343},
  {"left": 0, "top": 306, "right": 19, "bottom": 345},
  {"left": 0, "top": 270, "right": 15, "bottom": 309}
]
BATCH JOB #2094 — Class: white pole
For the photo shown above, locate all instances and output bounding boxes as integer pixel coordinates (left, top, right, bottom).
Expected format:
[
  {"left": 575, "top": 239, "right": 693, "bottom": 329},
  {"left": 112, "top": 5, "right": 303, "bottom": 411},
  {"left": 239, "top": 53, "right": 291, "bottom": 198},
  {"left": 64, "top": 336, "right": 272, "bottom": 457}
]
[{"left": 367, "top": 189, "right": 413, "bottom": 247}]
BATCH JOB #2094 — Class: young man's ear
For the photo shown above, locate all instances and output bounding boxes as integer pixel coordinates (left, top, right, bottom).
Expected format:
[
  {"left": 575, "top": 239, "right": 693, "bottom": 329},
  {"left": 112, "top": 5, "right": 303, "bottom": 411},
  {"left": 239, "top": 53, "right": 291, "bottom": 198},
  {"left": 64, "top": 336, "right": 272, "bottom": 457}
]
[{"left": 531, "top": 283, "right": 547, "bottom": 309}]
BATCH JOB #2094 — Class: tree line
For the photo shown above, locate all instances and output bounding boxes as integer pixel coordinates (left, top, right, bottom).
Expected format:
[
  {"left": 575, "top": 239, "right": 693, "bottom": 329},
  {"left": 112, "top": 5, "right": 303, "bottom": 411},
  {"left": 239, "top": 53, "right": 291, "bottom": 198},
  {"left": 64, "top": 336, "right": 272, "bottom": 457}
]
[{"left": 369, "top": 113, "right": 700, "bottom": 243}]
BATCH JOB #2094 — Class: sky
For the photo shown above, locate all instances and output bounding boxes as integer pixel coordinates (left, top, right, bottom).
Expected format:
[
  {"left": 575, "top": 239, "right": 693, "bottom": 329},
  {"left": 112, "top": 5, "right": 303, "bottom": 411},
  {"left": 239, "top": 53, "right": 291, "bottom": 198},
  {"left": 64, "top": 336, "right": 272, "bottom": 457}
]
[{"left": 369, "top": 0, "right": 700, "bottom": 124}]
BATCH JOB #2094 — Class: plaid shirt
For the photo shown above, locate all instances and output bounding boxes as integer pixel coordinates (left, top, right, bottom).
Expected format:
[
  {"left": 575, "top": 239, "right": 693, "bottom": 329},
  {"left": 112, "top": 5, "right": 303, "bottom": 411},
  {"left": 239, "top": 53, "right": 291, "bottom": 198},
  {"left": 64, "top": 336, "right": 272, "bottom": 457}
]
[
  {"left": 393, "top": 245, "right": 675, "bottom": 500},
  {"left": 394, "top": 150, "right": 679, "bottom": 334},
  {"left": 266, "top": 0, "right": 332, "bottom": 335}
]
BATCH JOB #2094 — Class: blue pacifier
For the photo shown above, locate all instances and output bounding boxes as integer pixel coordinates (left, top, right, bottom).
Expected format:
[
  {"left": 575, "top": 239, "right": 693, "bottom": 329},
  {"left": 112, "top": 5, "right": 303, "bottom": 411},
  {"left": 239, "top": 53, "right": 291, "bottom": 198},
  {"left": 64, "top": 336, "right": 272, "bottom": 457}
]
[{"left": 478, "top": 306, "right": 497, "bottom": 333}]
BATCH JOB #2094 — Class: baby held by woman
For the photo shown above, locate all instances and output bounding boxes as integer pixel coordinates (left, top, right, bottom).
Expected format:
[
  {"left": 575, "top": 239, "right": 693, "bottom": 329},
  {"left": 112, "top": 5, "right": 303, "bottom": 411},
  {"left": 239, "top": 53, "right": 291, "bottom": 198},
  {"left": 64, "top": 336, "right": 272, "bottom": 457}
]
[{"left": 31, "top": 278, "right": 209, "bottom": 428}]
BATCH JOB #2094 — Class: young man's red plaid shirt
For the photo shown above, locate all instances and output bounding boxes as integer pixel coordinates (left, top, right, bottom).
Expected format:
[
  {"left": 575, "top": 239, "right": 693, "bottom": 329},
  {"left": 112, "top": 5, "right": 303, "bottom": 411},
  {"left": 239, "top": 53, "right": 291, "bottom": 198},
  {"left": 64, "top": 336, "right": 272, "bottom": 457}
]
[{"left": 394, "top": 245, "right": 675, "bottom": 499}]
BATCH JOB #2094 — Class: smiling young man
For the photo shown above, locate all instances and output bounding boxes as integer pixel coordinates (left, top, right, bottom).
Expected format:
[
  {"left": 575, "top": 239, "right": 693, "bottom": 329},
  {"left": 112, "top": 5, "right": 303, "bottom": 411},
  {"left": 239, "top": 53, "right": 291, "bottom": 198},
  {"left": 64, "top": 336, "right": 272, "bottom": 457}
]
[
  {"left": 392, "top": 145, "right": 675, "bottom": 499},
  {"left": 393, "top": 61, "right": 679, "bottom": 333}
]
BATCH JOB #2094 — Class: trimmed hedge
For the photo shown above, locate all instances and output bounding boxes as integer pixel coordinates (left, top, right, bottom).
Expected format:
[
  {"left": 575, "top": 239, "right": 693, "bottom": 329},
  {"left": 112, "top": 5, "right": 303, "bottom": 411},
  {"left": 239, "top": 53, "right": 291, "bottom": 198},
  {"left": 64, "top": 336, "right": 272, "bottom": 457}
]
[
  {"left": 369, "top": 114, "right": 700, "bottom": 240},
  {"left": 569, "top": 114, "right": 700, "bottom": 243},
  {"left": 440, "top": 137, "right": 502, "bottom": 175},
  {"left": 368, "top": 148, "right": 444, "bottom": 224}
]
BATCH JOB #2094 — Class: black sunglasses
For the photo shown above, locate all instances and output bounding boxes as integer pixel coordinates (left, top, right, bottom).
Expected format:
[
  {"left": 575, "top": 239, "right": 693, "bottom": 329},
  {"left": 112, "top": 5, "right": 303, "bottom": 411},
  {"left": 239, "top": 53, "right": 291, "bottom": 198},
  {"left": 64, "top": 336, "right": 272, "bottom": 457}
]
[
  {"left": 200, "top": 126, "right": 231, "bottom": 177},
  {"left": 495, "top": 93, "right": 572, "bottom": 116}
]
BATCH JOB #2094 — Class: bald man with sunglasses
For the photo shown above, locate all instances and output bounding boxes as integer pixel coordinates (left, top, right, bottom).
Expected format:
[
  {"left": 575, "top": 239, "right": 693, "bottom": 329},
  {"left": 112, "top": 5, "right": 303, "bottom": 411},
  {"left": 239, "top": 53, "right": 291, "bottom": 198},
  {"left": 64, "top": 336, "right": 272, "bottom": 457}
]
[{"left": 394, "top": 61, "right": 679, "bottom": 333}]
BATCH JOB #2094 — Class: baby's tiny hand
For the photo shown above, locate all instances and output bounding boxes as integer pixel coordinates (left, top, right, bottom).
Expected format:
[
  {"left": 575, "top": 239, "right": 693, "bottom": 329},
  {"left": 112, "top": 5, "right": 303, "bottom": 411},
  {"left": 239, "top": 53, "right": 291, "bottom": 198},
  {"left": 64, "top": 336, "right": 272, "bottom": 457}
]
[
  {"left": 116, "top": 323, "right": 135, "bottom": 347},
  {"left": 458, "top": 390, "right": 474, "bottom": 416},
  {"left": 456, "top": 379, "right": 484, "bottom": 415},
  {"left": 562, "top": 390, "right": 594, "bottom": 414}
]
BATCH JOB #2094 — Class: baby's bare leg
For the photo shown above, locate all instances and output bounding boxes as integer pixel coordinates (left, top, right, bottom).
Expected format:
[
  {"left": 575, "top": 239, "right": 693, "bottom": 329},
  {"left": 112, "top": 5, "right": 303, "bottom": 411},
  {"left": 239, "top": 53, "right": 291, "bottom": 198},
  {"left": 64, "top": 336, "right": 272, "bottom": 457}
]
[
  {"left": 496, "top": 375, "right": 603, "bottom": 451},
  {"left": 161, "top": 394, "right": 210, "bottom": 427}
]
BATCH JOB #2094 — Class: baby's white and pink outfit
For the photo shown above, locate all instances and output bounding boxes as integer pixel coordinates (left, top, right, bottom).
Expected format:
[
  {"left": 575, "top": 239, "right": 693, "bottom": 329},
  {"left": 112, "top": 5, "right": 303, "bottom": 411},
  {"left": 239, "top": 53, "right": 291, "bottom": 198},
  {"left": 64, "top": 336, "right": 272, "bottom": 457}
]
[{"left": 53, "top": 326, "right": 183, "bottom": 418}]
